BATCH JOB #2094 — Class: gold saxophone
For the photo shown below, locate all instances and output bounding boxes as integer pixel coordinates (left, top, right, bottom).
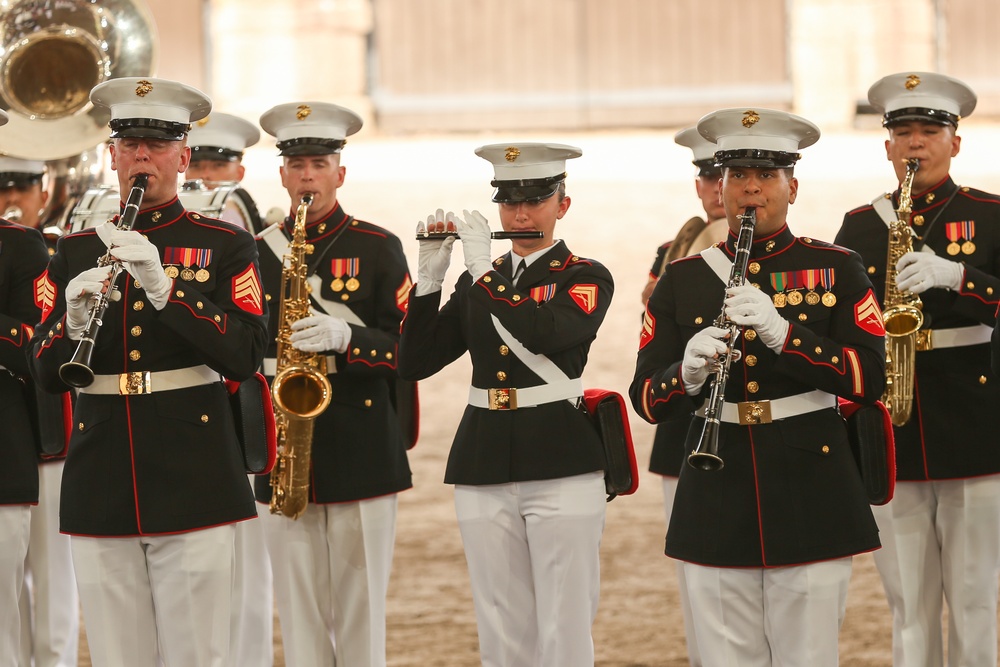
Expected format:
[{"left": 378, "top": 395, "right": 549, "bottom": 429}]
[
  {"left": 881, "top": 158, "right": 923, "bottom": 426},
  {"left": 268, "top": 194, "right": 333, "bottom": 519}
]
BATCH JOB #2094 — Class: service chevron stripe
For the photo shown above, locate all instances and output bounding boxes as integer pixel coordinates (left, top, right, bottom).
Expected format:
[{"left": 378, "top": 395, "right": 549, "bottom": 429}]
[
  {"left": 569, "top": 284, "right": 598, "bottom": 314},
  {"left": 233, "top": 264, "right": 263, "bottom": 315},
  {"left": 34, "top": 272, "right": 55, "bottom": 321}
]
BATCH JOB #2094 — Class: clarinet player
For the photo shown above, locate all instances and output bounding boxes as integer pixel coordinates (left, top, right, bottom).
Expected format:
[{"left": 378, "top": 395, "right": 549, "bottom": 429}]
[{"left": 631, "top": 108, "right": 886, "bottom": 666}]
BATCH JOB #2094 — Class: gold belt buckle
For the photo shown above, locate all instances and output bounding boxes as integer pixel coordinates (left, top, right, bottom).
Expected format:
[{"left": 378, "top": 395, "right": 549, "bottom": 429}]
[
  {"left": 915, "top": 329, "right": 933, "bottom": 352},
  {"left": 738, "top": 400, "right": 772, "bottom": 425},
  {"left": 488, "top": 388, "right": 518, "bottom": 410},
  {"left": 119, "top": 371, "right": 152, "bottom": 395}
]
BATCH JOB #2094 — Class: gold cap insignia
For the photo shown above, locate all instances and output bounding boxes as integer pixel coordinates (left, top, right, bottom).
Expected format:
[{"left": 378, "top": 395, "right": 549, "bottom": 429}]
[
  {"left": 905, "top": 74, "right": 921, "bottom": 90},
  {"left": 296, "top": 104, "right": 311, "bottom": 120},
  {"left": 196, "top": 116, "right": 210, "bottom": 127},
  {"left": 135, "top": 80, "right": 153, "bottom": 97},
  {"left": 505, "top": 147, "right": 520, "bottom": 162},
  {"left": 742, "top": 110, "right": 760, "bottom": 128}
]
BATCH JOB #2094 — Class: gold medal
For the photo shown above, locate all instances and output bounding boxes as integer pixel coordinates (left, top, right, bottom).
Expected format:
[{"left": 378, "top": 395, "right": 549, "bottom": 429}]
[
  {"left": 962, "top": 240, "right": 976, "bottom": 255},
  {"left": 331, "top": 277, "right": 345, "bottom": 292},
  {"left": 164, "top": 266, "right": 179, "bottom": 279},
  {"left": 346, "top": 277, "right": 360, "bottom": 292},
  {"left": 773, "top": 293, "right": 787, "bottom": 308},
  {"left": 822, "top": 292, "right": 837, "bottom": 307},
  {"left": 180, "top": 268, "right": 196, "bottom": 281},
  {"left": 195, "top": 268, "right": 210, "bottom": 282},
  {"left": 787, "top": 290, "right": 803, "bottom": 306},
  {"left": 805, "top": 291, "right": 820, "bottom": 306},
  {"left": 947, "top": 242, "right": 961, "bottom": 256}
]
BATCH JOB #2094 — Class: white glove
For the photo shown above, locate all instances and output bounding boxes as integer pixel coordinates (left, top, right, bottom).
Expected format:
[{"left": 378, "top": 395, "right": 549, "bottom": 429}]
[
  {"left": 725, "top": 284, "right": 790, "bottom": 353},
  {"left": 681, "top": 326, "right": 730, "bottom": 394},
  {"left": 107, "top": 228, "right": 172, "bottom": 310},
  {"left": 65, "top": 265, "right": 114, "bottom": 341},
  {"left": 895, "top": 250, "right": 963, "bottom": 294},
  {"left": 415, "top": 208, "right": 457, "bottom": 296},
  {"left": 458, "top": 209, "right": 493, "bottom": 281},
  {"left": 289, "top": 314, "right": 352, "bottom": 353}
]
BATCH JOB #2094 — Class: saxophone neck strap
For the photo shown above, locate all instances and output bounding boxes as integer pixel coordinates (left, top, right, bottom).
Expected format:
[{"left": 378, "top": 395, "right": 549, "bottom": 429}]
[{"left": 870, "top": 188, "right": 961, "bottom": 253}]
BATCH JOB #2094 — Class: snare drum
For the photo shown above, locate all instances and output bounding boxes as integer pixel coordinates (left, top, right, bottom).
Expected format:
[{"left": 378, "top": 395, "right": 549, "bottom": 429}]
[{"left": 66, "top": 180, "right": 264, "bottom": 234}]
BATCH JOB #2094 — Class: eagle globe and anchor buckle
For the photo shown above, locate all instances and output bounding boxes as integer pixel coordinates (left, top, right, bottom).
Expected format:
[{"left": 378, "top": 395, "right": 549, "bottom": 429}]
[
  {"left": 118, "top": 371, "right": 153, "bottom": 395},
  {"left": 488, "top": 387, "right": 518, "bottom": 410},
  {"left": 738, "top": 400, "right": 772, "bottom": 425}
]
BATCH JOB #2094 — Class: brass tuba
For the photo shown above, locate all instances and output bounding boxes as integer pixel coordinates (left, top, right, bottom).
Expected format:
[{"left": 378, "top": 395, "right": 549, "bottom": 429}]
[
  {"left": 0, "top": 0, "right": 158, "bottom": 229},
  {"left": 881, "top": 158, "right": 923, "bottom": 426},
  {"left": 269, "top": 194, "right": 333, "bottom": 519}
]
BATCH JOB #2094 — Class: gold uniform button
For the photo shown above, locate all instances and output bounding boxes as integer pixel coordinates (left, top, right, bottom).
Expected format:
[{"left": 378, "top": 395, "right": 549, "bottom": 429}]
[
  {"left": 365, "top": 399, "right": 372, "bottom": 407},
  {"left": 176, "top": 290, "right": 185, "bottom": 298},
  {"left": 192, "top": 213, "right": 202, "bottom": 220},
  {"left": 695, "top": 316, "right": 703, "bottom": 325},
  {"left": 671, "top": 378, "right": 678, "bottom": 386},
  {"left": 497, "top": 371, "right": 507, "bottom": 381},
  {"left": 745, "top": 355, "right": 758, "bottom": 366},
  {"left": 134, "top": 279, "right": 141, "bottom": 289},
  {"left": 821, "top": 445, "right": 830, "bottom": 454},
  {"left": 196, "top": 301, "right": 204, "bottom": 309},
  {"left": 814, "top": 346, "right": 822, "bottom": 354},
  {"left": 499, "top": 345, "right": 509, "bottom": 355},
  {"left": 925, "top": 193, "right": 936, "bottom": 204},
  {"left": 988, "top": 288, "right": 994, "bottom": 296},
  {"left": 266, "top": 294, "right": 272, "bottom": 301},
  {"left": 352, "top": 348, "right": 360, "bottom": 355},
  {"left": 133, "top": 301, "right": 145, "bottom": 311},
  {"left": 497, "top": 285, "right": 506, "bottom": 293},
  {"left": 966, "top": 282, "right": 975, "bottom": 290},
  {"left": 78, "top": 423, "right": 84, "bottom": 431},
  {"left": 351, "top": 220, "right": 359, "bottom": 226},
  {"left": 129, "top": 350, "right": 141, "bottom": 361},
  {"left": 913, "top": 215, "right": 925, "bottom": 226},
  {"left": 980, "top": 376, "right": 988, "bottom": 385},
  {"left": 867, "top": 266, "right": 876, "bottom": 275},
  {"left": 214, "top": 315, "right": 221, "bottom": 322},
  {"left": 803, "top": 238, "right": 813, "bottom": 244},
  {"left": 661, "top": 383, "right": 668, "bottom": 390},
  {"left": 341, "top": 294, "right": 349, "bottom": 301},
  {"left": 386, "top": 352, "right": 394, "bottom": 360},
  {"left": 747, "top": 381, "right": 759, "bottom": 393},
  {"left": 131, "top": 326, "right": 142, "bottom": 337},
  {"left": 765, "top": 241, "right": 776, "bottom": 252},
  {"left": 201, "top": 414, "right": 209, "bottom": 423},
  {"left": 9, "top": 328, "right": 15, "bottom": 336},
  {"left": 749, "top": 262, "right": 761, "bottom": 274},
  {"left": 745, "top": 329, "right": 757, "bottom": 341},
  {"left": 483, "top": 276, "right": 492, "bottom": 283},
  {"left": 792, "top": 338, "right": 801, "bottom": 347},
  {"left": 962, "top": 186, "right": 970, "bottom": 192},
  {"left": 798, "top": 313, "right": 808, "bottom": 321},
  {"left": 512, "top": 295, "right": 520, "bottom": 301},
  {"left": 831, "top": 355, "right": 839, "bottom": 364},
  {"left": 751, "top": 283, "right": 760, "bottom": 290},
  {"left": 56, "top": 322, "right": 62, "bottom": 331},
  {"left": 370, "top": 350, "right": 377, "bottom": 357}
]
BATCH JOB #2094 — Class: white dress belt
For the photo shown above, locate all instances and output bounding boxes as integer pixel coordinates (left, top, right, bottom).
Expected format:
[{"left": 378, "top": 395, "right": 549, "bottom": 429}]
[
  {"left": 695, "top": 389, "right": 836, "bottom": 425},
  {"left": 468, "top": 378, "right": 584, "bottom": 410},
  {"left": 261, "top": 356, "right": 338, "bottom": 377},
  {"left": 79, "top": 364, "right": 222, "bottom": 395},
  {"left": 917, "top": 324, "right": 992, "bottom": 351}
]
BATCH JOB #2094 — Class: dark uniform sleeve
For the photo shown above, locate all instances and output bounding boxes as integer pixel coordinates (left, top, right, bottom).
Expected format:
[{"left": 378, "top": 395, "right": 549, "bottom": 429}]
[
  {"left": 0, "top": 226, "right": 49, "bottom": 376},
  {"left": 398, "top": 279, "right": 469, "bottom": 381},
  {"left": 155, "top": 227, "right": 268, "bottom": 381}
]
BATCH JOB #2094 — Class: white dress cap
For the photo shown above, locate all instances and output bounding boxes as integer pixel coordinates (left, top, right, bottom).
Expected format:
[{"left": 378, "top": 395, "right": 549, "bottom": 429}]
[
  {"left": 867, "top": 72, "right": 976, "bottom": 127},
  {"left": 674, "top": 126, "right": 720, "bottom": 175},
  {"left": 90, "top": 77, "right": 211, "bottom": 141},
  {"left": 188, "top": 112, "right": 261, "bottom": 162},
  {"left": 0, "top": 155, "right": 45, "bottom": 188},
  {"left": 697, "top": 108, "right": 820, "bottom": 169},
  {"left": 474, "top": 142, "right": 582, "bottom": 203},
  {"left": 259, "top": 102, "right": 363, "bottom": 156}
]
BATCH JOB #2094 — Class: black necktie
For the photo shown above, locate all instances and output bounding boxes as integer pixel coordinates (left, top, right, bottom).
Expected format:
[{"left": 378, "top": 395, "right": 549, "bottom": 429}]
[{"left": 513, "top": 259, "right": 526, "bottom": 286}]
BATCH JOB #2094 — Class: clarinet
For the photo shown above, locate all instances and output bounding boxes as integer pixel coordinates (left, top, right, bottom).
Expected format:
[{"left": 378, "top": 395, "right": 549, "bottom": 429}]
[
  {"left": 687, "top": 207, "right": 757, "bottom": 471},
  {"left": 59, "top": 173, "right": 149, "bottom": 388}
]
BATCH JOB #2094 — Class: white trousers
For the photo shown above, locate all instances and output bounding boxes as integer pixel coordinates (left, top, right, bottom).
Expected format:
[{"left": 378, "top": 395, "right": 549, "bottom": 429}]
[
  {"left": 662, "top": 475, "right": 701, "bottom": 667},
  {"left": 71, "top": 524, "right": 237, "bottom": 667},
  {"left": 872, "top": 476, "right": 1000, "bottom": 667},
  {"left": 681, "top": 558, "right": 852, "bottom": 667},
  {"left": 454, "top": 471, "right": 607, "bottom": 667},
  {"left": 19, "top": 460, "right": 79, "bottom": 667},
  {"left": 261, "top": 495, "right": 398, "bottom": 667},
  {"left": 229, "top": 479, "right": 273, "bottom": 667},
  {"left": 0, "top": 505, "right": 30, "bottom": 667}
]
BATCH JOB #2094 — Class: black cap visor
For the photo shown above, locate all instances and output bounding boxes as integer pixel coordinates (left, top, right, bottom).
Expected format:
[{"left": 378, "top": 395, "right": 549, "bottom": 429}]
[
  {"left": 277, "top": 137, "right": 345, "bottom": 157},
  {"left": 490, "top": 173, "right": 565, "bottom": 204},
  {"left": 0, "top": 172, "right": 43, "bottom": 189},
  {"left": 109, "top": 118, "right": 190, "bottom": 141},
  {"left": 715, "top": 149, "right": 800, "bottom": 169},
  {"left": 190, "top": 146, "right": 242, "bottom": 162},
  {"left": 883, "top": 107, "right": 959, "bottom": 128},
  {"left": 693, "top": 158, "right": 722, "bottom": 178}
]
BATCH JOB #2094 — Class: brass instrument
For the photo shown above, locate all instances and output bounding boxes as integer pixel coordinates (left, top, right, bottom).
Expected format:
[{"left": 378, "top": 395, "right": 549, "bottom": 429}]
[
  {"left": 269, "top": 194, "right": 333, "bottom": 519},
  {"left": 415, "top": 230, "right": 543, "bottom": 240},
  {"left": 3, "top": 206, "right": 22, "bottom": 223},
  {"left": 688, "top": 207, "right": 757, "bottom": 471},
  {"left": 881, "top": 158, "right": 923, "bottom": 426},
  {"left": 58, "top": 173, "right": 148, "bottom": 388}
]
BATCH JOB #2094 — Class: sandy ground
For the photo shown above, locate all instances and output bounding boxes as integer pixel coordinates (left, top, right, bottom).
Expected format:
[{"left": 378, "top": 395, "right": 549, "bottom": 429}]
[{"left": 73, "top": 123, "right": 1000, "bottom": 665}]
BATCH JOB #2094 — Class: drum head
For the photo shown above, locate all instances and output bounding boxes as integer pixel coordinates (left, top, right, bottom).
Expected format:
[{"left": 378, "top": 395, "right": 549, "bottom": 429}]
[{"left": 66, "top": 185, "right": 120, "bottom": 233}]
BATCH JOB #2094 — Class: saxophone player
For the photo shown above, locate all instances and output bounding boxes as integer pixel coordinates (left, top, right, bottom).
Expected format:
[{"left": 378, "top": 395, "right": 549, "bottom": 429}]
[
  {"left": 631, "top": 109, "right": 886, "bottom": 667},
  {"left": 27, "top": 78, "right": 269, "bottom": 666},
  {"left": 255, "top": 102, "right": 413, "bottom": 667},
  {"left": 836, "top": 72, "right": 1000, "bottom": 667}
]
